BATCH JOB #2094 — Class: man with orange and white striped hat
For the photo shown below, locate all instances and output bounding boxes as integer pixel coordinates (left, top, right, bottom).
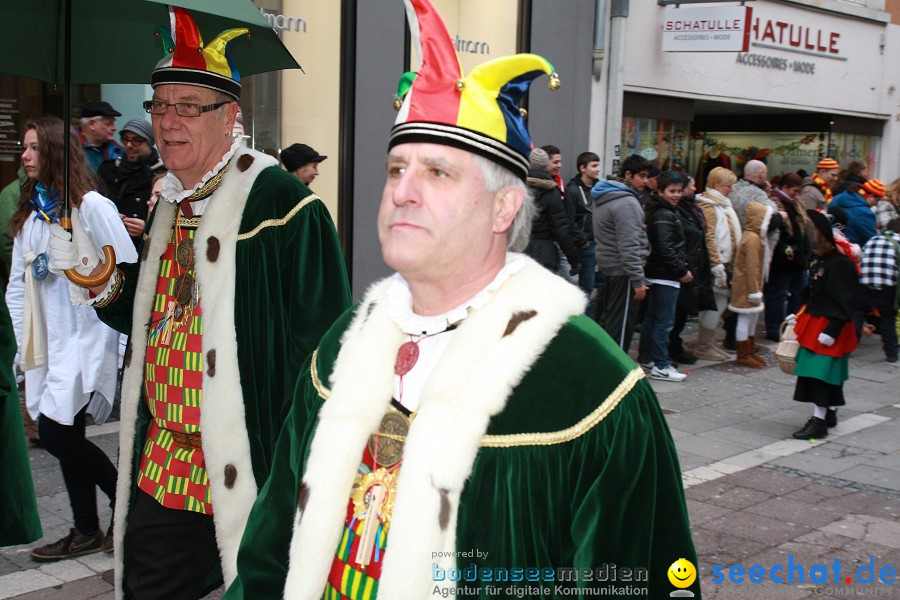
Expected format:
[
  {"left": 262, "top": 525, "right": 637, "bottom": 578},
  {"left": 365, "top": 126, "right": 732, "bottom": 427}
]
[
  {"left": 863, "top": 178, "right": 896, "bottom": 230},
  {"left": 798, "top": 157, "right": 840, "bottom": 210}
]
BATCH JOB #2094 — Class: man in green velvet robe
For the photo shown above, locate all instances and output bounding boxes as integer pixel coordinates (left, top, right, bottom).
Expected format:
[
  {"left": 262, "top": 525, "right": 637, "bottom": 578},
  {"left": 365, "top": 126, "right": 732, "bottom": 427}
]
[
  {"left": 224, "top": 1, "right": 700, "bottom": 599},
  {"left": 0, "top": 292, "right": 42, "bottom": 547},
  {"left": 49, "top": 8, "right": 351, "bottom": 599}
]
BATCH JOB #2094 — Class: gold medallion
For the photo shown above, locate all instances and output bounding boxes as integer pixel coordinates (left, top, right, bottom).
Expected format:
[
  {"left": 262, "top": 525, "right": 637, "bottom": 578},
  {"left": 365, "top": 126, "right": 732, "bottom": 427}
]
[
  {"left": 176, "top": 273, "right": 194, "bottom": 306},
  {"left": 367, "top": 411, "right": 409, "bottom": 468},
  {"left": 176, "top": 237, "right": 194, "bottom": 269}
]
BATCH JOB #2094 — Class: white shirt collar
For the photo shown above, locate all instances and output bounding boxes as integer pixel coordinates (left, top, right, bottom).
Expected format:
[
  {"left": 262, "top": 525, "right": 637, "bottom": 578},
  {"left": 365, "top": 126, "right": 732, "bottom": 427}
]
[{"left": 387, "top": 253, "right": 526, "bottom": 335}]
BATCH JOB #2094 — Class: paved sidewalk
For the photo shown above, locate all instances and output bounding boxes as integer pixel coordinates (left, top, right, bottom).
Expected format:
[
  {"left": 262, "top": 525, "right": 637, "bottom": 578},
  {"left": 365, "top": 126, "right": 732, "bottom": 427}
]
[
  {"left": 1, "top": 327, "right": 897, "bottom": 599},
  {"left": 651, "top": 330, "right": 900, "bottom": 599}
]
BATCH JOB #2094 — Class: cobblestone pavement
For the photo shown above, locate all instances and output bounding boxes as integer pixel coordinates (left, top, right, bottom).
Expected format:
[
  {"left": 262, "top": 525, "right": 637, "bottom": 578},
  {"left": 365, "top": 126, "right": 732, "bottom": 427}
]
[{"left": 1, "top": 327, "right": 898, "bottom": 599}]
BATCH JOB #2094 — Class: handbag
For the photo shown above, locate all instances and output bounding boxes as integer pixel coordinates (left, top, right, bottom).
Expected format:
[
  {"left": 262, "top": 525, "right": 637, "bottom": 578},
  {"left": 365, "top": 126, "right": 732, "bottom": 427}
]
[{"left": 774, "top": 311, "right": 802, "bottom": 375}]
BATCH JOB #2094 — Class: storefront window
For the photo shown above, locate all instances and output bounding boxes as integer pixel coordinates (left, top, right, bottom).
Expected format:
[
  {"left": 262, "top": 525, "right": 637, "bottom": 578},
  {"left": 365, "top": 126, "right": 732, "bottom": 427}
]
[
  {"left": 688, "top": 132, "right": 880, "bottom": 189},
  {"left": 620, "top": 117, "right": 690, "bottom": 172}
]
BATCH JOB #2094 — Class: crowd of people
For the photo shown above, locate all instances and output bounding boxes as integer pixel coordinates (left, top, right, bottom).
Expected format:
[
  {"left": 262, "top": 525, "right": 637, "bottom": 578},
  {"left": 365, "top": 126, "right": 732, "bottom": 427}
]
[{"left": 523, "top": 151, "right": 900, "bottom": 433}]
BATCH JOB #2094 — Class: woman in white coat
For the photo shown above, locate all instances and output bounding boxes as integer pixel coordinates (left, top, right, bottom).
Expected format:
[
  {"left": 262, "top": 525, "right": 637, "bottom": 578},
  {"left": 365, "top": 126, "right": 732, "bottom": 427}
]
[{"left": 5, "top": 116, "right": 136, "bottom": 560}]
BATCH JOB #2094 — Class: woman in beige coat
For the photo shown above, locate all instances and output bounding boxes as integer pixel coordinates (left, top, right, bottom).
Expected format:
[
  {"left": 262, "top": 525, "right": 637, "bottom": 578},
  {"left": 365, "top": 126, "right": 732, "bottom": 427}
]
[
  {"left": 692, "top": 167, "right": 741, "bottom": 360},
  {"left": 728, "top": 202, "right": 780, "bottom": 367}
]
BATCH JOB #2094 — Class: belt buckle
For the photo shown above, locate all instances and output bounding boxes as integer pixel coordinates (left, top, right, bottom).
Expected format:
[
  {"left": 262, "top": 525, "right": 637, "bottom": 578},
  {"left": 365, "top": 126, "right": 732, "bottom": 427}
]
[{"left": 170, "top": 430, "right": 202, "bottom": 450}]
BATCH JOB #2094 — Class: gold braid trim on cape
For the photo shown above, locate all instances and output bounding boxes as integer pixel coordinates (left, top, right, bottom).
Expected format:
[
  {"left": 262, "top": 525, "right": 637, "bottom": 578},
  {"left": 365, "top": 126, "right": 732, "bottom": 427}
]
[
  {"left": 310, "top": 353, "right": 644, "bottom": 447},
  {"left": 237, "top": 194, "right": 319, "bottom": 241}
]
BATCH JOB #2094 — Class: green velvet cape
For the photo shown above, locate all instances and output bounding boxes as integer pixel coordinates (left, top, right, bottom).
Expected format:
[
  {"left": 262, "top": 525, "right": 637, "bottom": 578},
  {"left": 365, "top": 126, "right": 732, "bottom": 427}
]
[
  {"left": 225, "top": 259, "right": 700, "bottom": 600},
  {"left": 0, "top": 292, "right": 42, "bottom": 546},
  {"left": 95, "top": 148, "right": 351, "bottom": 597}
]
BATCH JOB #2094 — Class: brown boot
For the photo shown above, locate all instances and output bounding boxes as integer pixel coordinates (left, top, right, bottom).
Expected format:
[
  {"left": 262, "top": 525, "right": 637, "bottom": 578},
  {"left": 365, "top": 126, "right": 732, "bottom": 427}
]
[
  {"left": 735, "top": 339, "right": 764, "bottom": 368},
  {"left": 747, "top": 335, "right": 767, "bottom": 367}
]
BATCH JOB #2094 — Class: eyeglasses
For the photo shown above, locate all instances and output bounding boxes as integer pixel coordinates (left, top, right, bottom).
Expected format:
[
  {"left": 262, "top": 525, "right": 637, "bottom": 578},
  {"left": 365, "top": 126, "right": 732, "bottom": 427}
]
[
  {"left": 143, "top": 100, "right": 231, "bottom": 117},
  {"left": 120, "top": 136, "right": 147, "bottom": 146}
]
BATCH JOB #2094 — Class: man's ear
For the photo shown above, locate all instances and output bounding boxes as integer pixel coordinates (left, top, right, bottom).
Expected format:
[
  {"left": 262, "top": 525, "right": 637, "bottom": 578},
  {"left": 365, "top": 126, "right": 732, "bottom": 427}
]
[
  {"left": 493, "top": 186, "right": 524, "bottom": 235},
  {"left": 222, "top": 102, "right": 239, "bottom": 134}
]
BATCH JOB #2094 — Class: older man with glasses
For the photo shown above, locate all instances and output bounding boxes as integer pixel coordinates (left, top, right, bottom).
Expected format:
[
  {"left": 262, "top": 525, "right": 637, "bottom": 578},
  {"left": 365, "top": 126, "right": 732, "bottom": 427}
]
[
  {"left": 49, "top": 7, "right": 351, "bottom": 599},
  {"left": 97, "top": 119, "right": 166, "bottom": 246}
]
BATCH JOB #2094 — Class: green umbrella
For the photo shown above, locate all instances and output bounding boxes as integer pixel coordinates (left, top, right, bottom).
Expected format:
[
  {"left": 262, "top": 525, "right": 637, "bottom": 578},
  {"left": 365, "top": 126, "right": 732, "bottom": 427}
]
[
  {"left": 0, "top": 0, "right": 300, "bottom": 84},
  {"left": 0, "top": 0, "right": 299, "bottom": 287}
]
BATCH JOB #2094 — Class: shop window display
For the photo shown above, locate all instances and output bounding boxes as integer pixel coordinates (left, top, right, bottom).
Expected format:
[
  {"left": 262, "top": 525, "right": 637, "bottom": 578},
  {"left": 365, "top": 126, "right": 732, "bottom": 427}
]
[
  {"left": 689, "top": 132, "right": 878, "bottom": 183},
  {"left": 621, "top": 117, "right": 689, "bottom": 172}
]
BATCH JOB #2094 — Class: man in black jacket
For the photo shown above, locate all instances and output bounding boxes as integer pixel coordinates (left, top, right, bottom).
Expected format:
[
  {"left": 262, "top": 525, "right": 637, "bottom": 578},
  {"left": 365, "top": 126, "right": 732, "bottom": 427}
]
[
  {"left": 97, "top": 118, "right": 166, "bottom": 246},
  {"left": 564, "top": 151, "right": 600, "bottom": 299},
  {"left": 525, "top": 148, "right": 582, "bottom": 277}
]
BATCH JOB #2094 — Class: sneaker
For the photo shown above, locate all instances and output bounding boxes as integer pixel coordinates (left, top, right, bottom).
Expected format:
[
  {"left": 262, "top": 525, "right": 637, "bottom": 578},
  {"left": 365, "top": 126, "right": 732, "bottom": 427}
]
[
  {"left": 649, "top": 365, "right": 687, "bottom": 382},
  {"left": 31, "top": 528, "right": 103, "bottom": 562},
  {"left": 887, "top": 354, "right": 898, "bottom": 363},
  {"left": 638, "top": 361, "right": 653, "bottom": 372},
  {"left": 101, "top": 520, "right": 114, "bottom": 554}
]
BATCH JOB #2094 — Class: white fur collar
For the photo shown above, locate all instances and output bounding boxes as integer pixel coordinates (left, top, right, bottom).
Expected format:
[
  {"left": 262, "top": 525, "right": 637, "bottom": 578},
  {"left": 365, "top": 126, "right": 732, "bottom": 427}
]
[{"left": 282, "top": 258, "right": 586, "bottom": 599}]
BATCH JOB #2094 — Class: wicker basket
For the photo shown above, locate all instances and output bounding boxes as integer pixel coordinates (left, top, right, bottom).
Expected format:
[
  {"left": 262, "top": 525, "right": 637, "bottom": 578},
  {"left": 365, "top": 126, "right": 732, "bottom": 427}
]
[{"left": 774, "top": 320, "right": 799, "bottom": 375}]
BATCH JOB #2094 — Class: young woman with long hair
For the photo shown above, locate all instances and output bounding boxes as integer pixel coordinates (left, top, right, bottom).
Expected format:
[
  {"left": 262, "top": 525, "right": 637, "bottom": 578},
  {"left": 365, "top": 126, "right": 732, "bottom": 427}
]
[{"left": 5, "top": 116, "right": 136, "bottom": 560}]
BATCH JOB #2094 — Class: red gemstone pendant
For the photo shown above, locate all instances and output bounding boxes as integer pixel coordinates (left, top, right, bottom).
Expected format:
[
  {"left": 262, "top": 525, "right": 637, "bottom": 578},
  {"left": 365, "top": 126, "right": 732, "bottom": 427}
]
[{"left": 394, "top": 341, "right": 420, "bottom": 375}]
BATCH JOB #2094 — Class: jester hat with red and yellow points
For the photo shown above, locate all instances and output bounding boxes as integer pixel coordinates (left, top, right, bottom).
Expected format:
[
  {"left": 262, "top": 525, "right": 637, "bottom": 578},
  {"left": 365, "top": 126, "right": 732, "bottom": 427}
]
[
  {"left": 390, "top": 0, "right": 560, "bottom": 181},
  {"left": 152, "top": 7, "right": 248, "bottom": 100}
]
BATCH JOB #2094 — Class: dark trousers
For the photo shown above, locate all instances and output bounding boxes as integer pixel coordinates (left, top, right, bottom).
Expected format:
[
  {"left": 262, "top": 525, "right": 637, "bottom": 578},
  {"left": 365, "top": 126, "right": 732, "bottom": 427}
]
[
  {"left": 764, "top": 268, "right": 808, "bottom": 339},
  {"left": 670, "top": 305, "right": 689, "bottom": 355},
  {"left": 578, "top": 243, "right": 597, "bottom": 302},
  {"left": 598, "top": 275, "right": 641, "bottom": 351},
  {"left": 638, "top": 284, "right": 680, "bottom": 368},
  {"left": 38, "top": 404, "right": 117, "bottom": 535},
  {"left": 853, "top": 285, "right": 899, "bottom": 359},
  {"left": 124, "top": 491, "right": 220, "bottom": 600}
]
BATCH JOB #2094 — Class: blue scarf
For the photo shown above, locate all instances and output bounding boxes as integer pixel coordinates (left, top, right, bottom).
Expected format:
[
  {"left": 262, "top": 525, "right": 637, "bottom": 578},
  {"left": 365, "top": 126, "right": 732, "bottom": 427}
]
[{"left": 30, "top": 182, "right": 60, "bottom": 223}]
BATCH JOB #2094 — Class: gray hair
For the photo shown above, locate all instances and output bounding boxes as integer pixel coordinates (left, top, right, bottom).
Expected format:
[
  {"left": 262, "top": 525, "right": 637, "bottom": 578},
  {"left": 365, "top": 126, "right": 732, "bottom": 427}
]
[
  {"left": 79, "top": 116, "right": 102, "bottom": 128},
  {"left": 472, "top": 154, "right": 533, "bottom": 252},
  {"left": 744, "top": 159, "right": 767, "bottom": 180}
]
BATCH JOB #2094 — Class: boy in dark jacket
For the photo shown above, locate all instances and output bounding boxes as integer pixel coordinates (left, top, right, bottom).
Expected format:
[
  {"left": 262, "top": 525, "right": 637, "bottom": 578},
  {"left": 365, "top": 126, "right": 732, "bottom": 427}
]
[{"left": 638, "top": 171, "right": 693, "bottom": 381}]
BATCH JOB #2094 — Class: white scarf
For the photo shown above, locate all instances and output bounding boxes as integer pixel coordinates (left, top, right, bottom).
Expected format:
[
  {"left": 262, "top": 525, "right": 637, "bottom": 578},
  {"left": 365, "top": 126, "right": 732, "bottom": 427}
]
[
  {"left": 20, "top": 251, "right": 46, "bottom": 370},
  {"left": 697, "top": 188, "right": 742, "bottom": 263}
]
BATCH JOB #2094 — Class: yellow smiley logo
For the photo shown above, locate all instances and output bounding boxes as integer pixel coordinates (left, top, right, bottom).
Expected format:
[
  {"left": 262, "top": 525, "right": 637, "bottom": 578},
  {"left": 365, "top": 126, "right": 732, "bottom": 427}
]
[{"left": 668, "top": 558, "right": 696, "bottom": 588}]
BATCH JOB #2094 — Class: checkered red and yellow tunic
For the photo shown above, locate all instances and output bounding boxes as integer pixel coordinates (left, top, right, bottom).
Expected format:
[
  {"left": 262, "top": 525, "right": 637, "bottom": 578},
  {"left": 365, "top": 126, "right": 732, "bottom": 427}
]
[{"left": 136, "top": 223, "right": 212, "bottom": 514}]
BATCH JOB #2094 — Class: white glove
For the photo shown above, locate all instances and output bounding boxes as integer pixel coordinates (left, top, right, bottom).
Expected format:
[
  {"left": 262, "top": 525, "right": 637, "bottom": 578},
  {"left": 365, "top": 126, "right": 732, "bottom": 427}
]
[
  {"left": 817, "top": 332, "right": 835, "bottom": 347},
  {"left": 48, "top": 209, "right": 100, "bottom": 277},
  {"left": 747, "top": 292, "right": 763, "bottom": 304},
  {"left": 711, "top": 264, "right": 727, "bottom": 288},
  {"left": 785, "top": 314, "right": 797, "bottom": 327},
  {"left": 12, "top": 353, "right": 23, "bottom": 384}
]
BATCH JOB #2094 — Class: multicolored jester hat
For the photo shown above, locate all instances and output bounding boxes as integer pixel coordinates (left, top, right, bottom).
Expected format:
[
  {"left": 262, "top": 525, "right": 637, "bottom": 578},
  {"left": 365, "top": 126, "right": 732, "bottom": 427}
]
[
  {"left": 152, "top": 7, "right": 249, "bottom": 100},
  {"left": 389, "top": 0, "right": 560, "bottom": 180}
]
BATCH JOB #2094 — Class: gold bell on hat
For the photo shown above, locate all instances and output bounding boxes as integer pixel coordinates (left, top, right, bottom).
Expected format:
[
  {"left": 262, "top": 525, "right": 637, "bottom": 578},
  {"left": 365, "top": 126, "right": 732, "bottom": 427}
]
[
  {"left": 519, "top": 107, "right": 528, "bottom": 118},
  {"left": 394, "top": 98, "right": 404, "bottom": 111},
  {"left": 548, "top": 72, "right": 561, "bottom": 91}
]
